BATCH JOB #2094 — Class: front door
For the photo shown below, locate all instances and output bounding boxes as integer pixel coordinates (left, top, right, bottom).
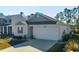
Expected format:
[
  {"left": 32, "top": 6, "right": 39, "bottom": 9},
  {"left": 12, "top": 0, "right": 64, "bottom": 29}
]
[
  {"left": 4, "top": 26, "right": 7, "bottom": 35},
  {"left": 8, "top": 26, "right": 12, "bottom": 36},
  {"left": 29, "top": 26, "right": 33, "bottom": 39}
]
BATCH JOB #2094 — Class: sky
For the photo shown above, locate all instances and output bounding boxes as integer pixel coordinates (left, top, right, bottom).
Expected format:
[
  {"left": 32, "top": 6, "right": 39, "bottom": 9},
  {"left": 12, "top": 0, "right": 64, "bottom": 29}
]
[{"left": 0, "top": 6, "right": 76, "bottom": 17}]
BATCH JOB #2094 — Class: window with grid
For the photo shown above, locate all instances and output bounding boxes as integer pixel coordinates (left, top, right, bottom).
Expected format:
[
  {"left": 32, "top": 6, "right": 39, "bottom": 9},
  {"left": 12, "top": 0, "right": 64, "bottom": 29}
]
[{"left": 17, "top": 27, "right": 23, "bottom": 33}]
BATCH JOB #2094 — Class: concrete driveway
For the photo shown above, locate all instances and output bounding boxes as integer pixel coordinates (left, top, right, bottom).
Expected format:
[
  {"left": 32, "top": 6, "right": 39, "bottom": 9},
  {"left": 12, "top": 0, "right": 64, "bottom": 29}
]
[{"left": 14, "top": 39, "right": 57, "bottom": 51}]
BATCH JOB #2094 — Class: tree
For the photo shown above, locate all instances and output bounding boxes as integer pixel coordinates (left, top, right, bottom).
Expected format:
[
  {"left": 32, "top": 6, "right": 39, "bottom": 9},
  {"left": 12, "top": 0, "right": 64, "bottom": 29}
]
[
  {"left": 55, "top": 13, "right": 59, "bottom": 20},
  {"left": 55, "top": 6, "right": 79, "bottom": 25}
]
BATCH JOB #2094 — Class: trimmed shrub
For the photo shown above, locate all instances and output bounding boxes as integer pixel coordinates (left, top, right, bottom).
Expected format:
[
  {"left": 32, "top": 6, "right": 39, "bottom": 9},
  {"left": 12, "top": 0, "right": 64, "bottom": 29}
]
[{"left": 62, "top": 34, "right": 70, "bottom": 42}]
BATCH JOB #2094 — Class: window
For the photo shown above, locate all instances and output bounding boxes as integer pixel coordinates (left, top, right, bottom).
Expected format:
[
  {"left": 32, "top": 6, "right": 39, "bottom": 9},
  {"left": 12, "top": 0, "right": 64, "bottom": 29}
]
[
  {"left": 4, "top": 20, "right": 7, "bottom": 24},
  {"left": 0, "top": 18, "right": 3, "bottom": 24},
  {"left": 17, "top": 27, "right": 23, "bottom": 33},
  {"left": 9, "top": 19, "right": 11, "bottom": 23}
]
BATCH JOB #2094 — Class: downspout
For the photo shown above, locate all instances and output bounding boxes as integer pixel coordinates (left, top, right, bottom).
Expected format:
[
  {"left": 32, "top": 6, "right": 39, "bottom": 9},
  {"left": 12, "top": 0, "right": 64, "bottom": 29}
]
[{"left": 58, "top": 22, "right": 61, "bottom": 40}]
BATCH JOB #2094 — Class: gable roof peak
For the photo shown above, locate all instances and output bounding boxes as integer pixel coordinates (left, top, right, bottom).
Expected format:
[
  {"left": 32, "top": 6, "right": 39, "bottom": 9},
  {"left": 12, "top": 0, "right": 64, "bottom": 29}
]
[
  {"left": 27, "top": 12, "right": 57, "bottom": 24},
  {"left": 15, "top": 21, "right": 26, "bottom": 25}
]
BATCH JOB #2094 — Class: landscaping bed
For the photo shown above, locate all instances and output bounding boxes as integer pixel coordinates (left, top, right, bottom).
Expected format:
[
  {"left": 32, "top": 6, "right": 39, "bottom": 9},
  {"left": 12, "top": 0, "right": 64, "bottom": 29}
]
[
  {"left": 9, "top": 38, "right": 28, "bottom": 46},
  {"left": 64, "top": 34, "right": 79, "bottom": 52}
]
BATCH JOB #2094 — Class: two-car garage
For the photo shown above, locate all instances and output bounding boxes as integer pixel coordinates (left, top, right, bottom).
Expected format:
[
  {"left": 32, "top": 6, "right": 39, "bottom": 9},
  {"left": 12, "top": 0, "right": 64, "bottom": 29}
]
[
  {"left": 27, "top": 12, "right": 70, "bottom": 40},
  {"left": 32, "top": 25, "right": 60, "bottom": 40}
]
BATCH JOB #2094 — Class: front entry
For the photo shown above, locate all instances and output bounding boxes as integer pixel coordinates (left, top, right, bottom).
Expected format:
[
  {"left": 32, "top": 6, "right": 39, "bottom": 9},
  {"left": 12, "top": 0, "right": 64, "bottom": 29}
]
[
  {"left": 0, "top": 26, "right": 7, "bottom": 38},
  {"left": 28, "top": 26, "right": 33, "bottom": 39},
  {"left": 0, "top": 26, "right": 12, "bottom": 38}
]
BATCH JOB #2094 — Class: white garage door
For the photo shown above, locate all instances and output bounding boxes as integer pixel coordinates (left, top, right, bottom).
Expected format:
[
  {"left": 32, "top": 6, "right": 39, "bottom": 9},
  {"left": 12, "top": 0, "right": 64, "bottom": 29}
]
[{"left": 33, "top": 26, "right": 59, "bottom": 40}]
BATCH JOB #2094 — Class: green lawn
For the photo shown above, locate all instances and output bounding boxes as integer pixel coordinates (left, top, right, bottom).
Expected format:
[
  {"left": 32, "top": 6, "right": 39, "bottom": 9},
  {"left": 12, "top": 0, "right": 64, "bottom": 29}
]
[
  {"left": 47, "top": 34, "right": 79, "bottom": 52},
  {"left": 47, "top": 42, "right": 65, "bottom": 52}
]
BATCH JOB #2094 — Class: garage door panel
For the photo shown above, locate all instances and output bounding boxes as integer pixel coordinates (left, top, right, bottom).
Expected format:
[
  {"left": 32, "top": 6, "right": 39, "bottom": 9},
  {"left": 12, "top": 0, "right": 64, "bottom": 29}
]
[{"left": 33, "top": 27, "right": 59, "bottom": 40}]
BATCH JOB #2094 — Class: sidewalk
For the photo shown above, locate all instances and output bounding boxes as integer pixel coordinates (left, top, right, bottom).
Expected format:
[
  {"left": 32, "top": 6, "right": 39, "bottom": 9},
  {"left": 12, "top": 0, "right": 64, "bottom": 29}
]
[{"left": 0, "top": 46, "right": 42, "bottom": 52}]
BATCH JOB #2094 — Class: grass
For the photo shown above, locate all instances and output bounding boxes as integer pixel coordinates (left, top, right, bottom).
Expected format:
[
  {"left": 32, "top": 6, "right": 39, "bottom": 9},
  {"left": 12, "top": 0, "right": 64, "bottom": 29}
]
[
  {"left": 0, "top": 38, "right": 12, "bottom": 50},
  {"left": 0, "top": 42, "right": 11, "bottom": 50},
  {"left": 47, "top": 34, "right": 79, "bottom": 52},
  {"left": 47, "top": 42, "right": 65, "bottom": 52}
]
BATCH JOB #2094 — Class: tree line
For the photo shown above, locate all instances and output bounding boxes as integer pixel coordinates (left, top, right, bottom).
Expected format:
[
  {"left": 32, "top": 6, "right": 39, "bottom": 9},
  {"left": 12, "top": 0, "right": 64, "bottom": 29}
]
[{"left": 55, "top": 6, "right": 79, "bottom": 25}]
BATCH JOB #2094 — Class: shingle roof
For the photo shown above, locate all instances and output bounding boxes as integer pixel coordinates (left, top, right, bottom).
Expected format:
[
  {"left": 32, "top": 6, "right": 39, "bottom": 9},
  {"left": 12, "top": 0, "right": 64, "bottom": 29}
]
[
  {"left": 0, "top": 13, "right": 5, "bottom": 18},
  {"left": 27, "top": 12, "right": 57, "bottom": 25},
  {"left": 6, "top": 14, "right": 27, "bottom": 25},
  {"left": 6, "top": 14, "right": 26, "bottom": 21},
  {"left": 0, "top": 14, "right": 11, "bottom": 25}
]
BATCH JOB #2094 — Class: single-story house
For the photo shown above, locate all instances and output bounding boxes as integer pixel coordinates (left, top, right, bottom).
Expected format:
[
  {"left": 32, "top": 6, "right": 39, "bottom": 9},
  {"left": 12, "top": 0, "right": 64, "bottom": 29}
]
[{"left": 0, "top": 12, "right": 71, "bottom": 40}]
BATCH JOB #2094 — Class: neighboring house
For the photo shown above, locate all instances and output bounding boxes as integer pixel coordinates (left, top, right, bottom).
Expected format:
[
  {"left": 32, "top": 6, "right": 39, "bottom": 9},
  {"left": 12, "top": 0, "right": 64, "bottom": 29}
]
[
  {"left": 0, "top": 13, "right": 12, "bottom": 37},
  {"left": 6, "top": 13, "right": 28, "bottom": 37},
  {"left": 0, "top": 12, "right": 71, "bottom": 40}
]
